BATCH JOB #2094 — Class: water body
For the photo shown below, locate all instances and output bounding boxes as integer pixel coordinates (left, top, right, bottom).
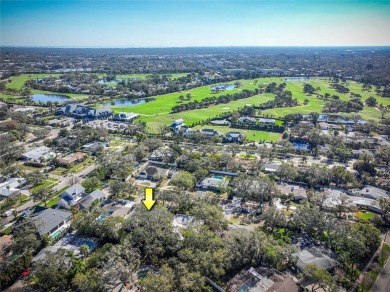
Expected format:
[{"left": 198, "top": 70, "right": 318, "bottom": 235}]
[
  {"left": 31, "top": 94, "right": 71, "bottom": 103},
  {"left": 284, "top": 77, "right": 312, "bottom": 82},
  {"left": 211, "top": 84, "right": 236, "bottom": 90},
  {"left": 102, "top": 98, "right": 148, "bottom": 106},
  {"left": 98, "top": 78, "right": 138, "bottom": 84}
]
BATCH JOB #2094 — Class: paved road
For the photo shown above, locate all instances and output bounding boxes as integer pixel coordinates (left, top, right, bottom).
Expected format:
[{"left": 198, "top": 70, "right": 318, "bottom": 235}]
[{"left": 371, "top": 232, "right": 390, "bottom": 292}]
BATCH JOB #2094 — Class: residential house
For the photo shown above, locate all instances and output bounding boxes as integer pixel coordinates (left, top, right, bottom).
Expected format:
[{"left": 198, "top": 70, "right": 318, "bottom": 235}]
[
  {"left": 196, "top": 176, "right": 228, "bottom": 191},
  {"left": 225, "top": 132, "right": 244, "bottom": 143},
  {"left": 238, "top": 116, "right": 256, "bottom": 124},
  {"left": 276, "top": 184, "right": 307, "bottom": 201},
  {"left": 30, "top": 207, "right": 72, "bottom": 238},
  {"left": 57, "top": 183, "right": 85, "bottom": 209},
  {"left": 112, "top": 112, "right": 139, "bottom": 122},
  {"left": 198, "top": 128, "right": 223, "bottom": 137},
  {"left": 59, "top": 152, "right": 87, "bottom": 166},
  {"left": 359, "top": 185, "right": 390, "bottom": 200},
  {"left": 21, "top": 146, "right": 53, "bottom": 162},
  {"left": 292, "top": 246, "right": 338, "bottom": 273},
  {"left": 79, "top": 189, "right": 105, "bottom": 210},
  {"left": 138, "top": 165, "right": 169, "bottom": 181},
  {"left": 263, "top": 162, "right": 281, "bottom": 173},
  {"left": 226, "top": 267, "right": 298, "bottom": 292},
  {"left": 172, "top": 214, "right": 204, "bottom": 238},
  {"left": 0, "top": 177, "right": 25, "bottom": 199},
  {"left": 82, "top": 141, "right": 108, "bottom": 153},
  {"left": 102, "top": 199, "right": 135, "bottom": 219},
  {"left": 259, "top": 118, "right": 275, "bottom": 124},
  {"left": 170, "top": 119, "right": 186, "bottom": 132}
]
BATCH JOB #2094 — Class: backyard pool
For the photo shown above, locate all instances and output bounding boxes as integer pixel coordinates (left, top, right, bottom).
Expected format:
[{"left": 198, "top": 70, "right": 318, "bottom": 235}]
[
  {"left": 212, "top": 175, "right": 225, "bottom": 180},
  {"left": 293, "top": 142, "right": 311, "bottom": 151},
  {"left": 97, "top": 210, "right": 114, "bottom": 222},
  {"left": 73, "top": 238, "right": 98, "bottom": 251}
]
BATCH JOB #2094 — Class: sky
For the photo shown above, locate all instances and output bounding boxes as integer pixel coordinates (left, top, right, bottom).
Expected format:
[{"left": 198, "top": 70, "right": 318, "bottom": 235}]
[{"left": 1, "top": 0, "right": 390, "bottom": 47}]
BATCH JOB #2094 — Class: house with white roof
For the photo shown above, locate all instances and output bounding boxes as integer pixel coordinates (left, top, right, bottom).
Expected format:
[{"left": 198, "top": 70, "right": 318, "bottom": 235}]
[
  {"left": 21, "top": 146, "right": 53, "bottom": 162},
  {"left": 359, "top": 185, "right": 390, "bottom": 200},
  {"left": 113, "top": 112, "right": 139, "bottom": 122},
  {"left": 0, "top": 177, "right": 26, "bottom": 198}
]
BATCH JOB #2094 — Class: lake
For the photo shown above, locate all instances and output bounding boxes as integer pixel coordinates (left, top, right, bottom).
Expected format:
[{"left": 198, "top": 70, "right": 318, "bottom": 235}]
[
  {"left": 211, "top": 84, "right": 236, "bottom": 91},
  {"left": 102, "top": 98, "right": 148, "bottom": 106},
  {"left": 98, "top": 78, "right": 138, "bottom": 84},
  {"left": 284, "top": 77, "right": 312, "bottom": 82},
  {"left": 31, "top": 94, "right": 71, "bottom": 103}
]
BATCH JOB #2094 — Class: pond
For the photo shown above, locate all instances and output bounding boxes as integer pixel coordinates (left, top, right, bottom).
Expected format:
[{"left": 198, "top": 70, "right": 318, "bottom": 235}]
[
  {"left": 284, "top": 77, "right": 312, "bottom": 82},
  {"left": 98, "top": 78, "right": 138, "bottom": 84},
  {"left": 31, "top": 94, "right": 71, "bottom": 103},
  {"left": 102, "top": 98, "right": 148, "bottom": 106},
  {"left": 211, "top": 84, "right": 236, "bottom": 91}
]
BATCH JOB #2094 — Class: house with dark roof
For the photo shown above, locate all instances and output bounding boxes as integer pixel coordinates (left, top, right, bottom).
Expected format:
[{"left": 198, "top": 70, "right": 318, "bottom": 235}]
[
  {"left": 30, "top": 207, "right": 72, "bottom": 237},
  {"left": 138, "top": 165, "right": 169, "bottom": 181},
  {"left": 198, "top": 128, "right": 223, "bottom": 137},
  {"left": 225, "top": 132, "right": 244, "bottom": 143},
  {"left": 170, "top": 119, "right": 186, "bottom": 132},
  {"left": 87, "top": 107, "right": 113, "bottom": 119},
  {"left": 57, "top": 183, "right": 85, "bottom": 209},
  {"left": 79, "top": 189, "right": 105, "bottom": 210}
]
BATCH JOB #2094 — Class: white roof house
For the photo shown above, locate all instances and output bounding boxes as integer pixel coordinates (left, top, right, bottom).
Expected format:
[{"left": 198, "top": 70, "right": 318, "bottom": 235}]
[
  {"left": 113, "top": 112, "right": 139, "bottom": 122},
  {"left": 0, "top": 177, "right": 26, "bottom": 198},
  {"left": 359, "top": 185, "right": 390, "bottom": 200},
  {"left": 21, "top": 146, "right": 52, "bottom": 162}
]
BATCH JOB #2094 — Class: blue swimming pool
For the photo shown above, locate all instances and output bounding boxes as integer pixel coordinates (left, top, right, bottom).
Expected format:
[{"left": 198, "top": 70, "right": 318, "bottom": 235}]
[
  {"left": 293, "top": 142, "right": 311, "bottom": 151},
  {"left": 212, "top": 175, "right": 224, "bottom": 180},
  {"left": 73, "top": 238, "right": 97, "bottom": 251},
  {"left": 97, "top": 210, "right": 114, "bottom": 222}
]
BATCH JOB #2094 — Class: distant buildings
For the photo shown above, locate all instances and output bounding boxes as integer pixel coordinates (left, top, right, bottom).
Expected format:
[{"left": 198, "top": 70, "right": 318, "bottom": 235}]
[
  {"left": 359, "top": 185, "right": 390, "bottom": 200},
  {"left": 198, "top": 128, "right": 223, "bottom": 137},
  {"left": 57, "top": 103, "right": 112, "bottom": 119},
  {"left": 170, "top": 119, "right": 187, "bottom": 132},
  {"left": 196, "top": 175, "right": 228, "bottom": 191}
]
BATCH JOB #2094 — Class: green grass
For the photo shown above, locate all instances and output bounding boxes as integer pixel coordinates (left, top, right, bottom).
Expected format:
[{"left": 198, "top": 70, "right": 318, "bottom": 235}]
[
  {"left": 30, "top": 178, "right": 59, "bottom": 193},
  {"left": 50, "top": 157, "right": 93, "bottom": 175},
  {"left": 105, "top": 77, "right": 388, "bottom": 131},
  {"left": 192, "top": 125, "right": 281, "bottom": 142},
  {"left": 355, "top": 211, "right": 376, "bottom": 220}
]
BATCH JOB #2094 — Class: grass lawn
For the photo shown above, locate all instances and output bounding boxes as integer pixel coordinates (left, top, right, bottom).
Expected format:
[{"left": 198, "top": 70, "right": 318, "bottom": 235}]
[
  {"left": 105, "top": 77, "right": 387, "bottom": 131},
  {"left": 50, "top": 157, "right": 94, "bottom": 175},
  {"left": 355, "top": 211, "right": 376, "bottom": 221},
  {"left": 30, "top": 178, "right": 59, "bottom": 193},
  {"left": 192, "top": 125, "right": 281, "bottom": 142}
]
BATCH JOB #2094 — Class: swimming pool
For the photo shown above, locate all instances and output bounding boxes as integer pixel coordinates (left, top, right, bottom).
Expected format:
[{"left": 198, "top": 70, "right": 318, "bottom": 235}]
[
  {"left": 97, "top": 210, "right": 114, "bottom": 222},
  {"left": 293, "top": 142, "right": 310, "bottom": 151},
  {"left": 73, "top": 238, "right": 97, "bottom": 251},
  {"left": 212, "top": 175, "right": 224, "bottom": 180}
]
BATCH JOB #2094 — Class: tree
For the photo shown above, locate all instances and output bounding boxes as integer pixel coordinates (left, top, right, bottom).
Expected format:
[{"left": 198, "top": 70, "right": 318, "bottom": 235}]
[
  {"left": 330, "top": 166, "right": 354, "bottom": 187},
  {"left": 260, "top": 206, "right": 286, "bottom": 232},
  {"left": 310, "top": 112, "right": 320, "bottom": 125},
  {"left": 29, "top": 250, "right": 72, "bottom": 291},
  {"left": 141, "top": 265, "right": 175, "bottom": 292},
  {"left": 377, "top": 146, "right": 390, "bottom": 166},
  {"left": 25, "top": 171, "right": 45, "bottom": 186},
  {"left": 379, "top": 105, "right": 390, "bottom": 120},
  {"left": 170, "top": 171, "right": 195, "bottom": 190},
  {"left": 81, "top": 177, "right": 101, "bottom": 193},
  {"left": 276, "top": 162, "right": 298, "bottom": 182},
  {"left": 31, "top": 187, "right": 51, "bottom": 207},
  {"left": 335, "top": 194, "right": 352, "bottom": 218},
  {"left": 365, "top": 96, "right": 377, "bottom": 107},
  {"left": 376, "top": 197, "right": 390, "bottom": 221},
  {"left": 304, "top": 264, "right": 336, "bottom": 292}
]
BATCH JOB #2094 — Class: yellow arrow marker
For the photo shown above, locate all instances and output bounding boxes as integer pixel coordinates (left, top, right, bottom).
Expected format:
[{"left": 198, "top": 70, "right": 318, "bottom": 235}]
[{"left": 142, "top": 188, "right": 156, "bottom": 211}]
